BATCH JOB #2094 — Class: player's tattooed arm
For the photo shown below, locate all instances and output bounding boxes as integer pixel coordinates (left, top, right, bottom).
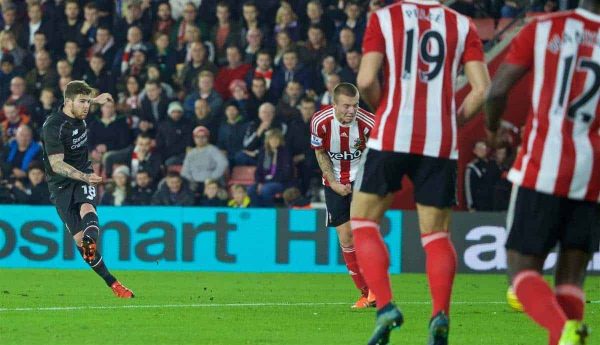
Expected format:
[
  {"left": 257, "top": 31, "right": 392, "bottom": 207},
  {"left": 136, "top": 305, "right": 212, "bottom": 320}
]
[
  {"left": 48, "top": 154, "right": 102, "bottom": 185},
  {"left": 315, "top": 149, "right": 336, "bottom": 185}
]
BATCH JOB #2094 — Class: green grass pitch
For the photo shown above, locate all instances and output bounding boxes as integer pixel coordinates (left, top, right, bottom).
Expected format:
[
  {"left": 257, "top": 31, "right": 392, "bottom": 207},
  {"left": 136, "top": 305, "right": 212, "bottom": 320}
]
[{"left": 0, "top": 269, "right": 598, "bottom": 344}]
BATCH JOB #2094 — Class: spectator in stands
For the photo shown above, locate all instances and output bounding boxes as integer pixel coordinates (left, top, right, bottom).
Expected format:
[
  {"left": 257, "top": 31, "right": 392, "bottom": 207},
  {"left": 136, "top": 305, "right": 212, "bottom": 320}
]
[
  {"left": 122, "top": 47, "right": 149, "bottom": 80},
  {"left": 100, "top": 165, "right": 132, "bottom": 206},
  {"left": 22, "top": 2, "right": 54, "bottom": 51},
  {"left": 117, "top": 75, "right": 141, "bottom": 118},
  {"left": 302, "top": 0, "right": 335, "bottom": 40},
  {"left": 11, "top": 161, "right": 50, "bottom": 204},
  {"left": 25, "top": 50, "right": 58, "bottom": 99},
  {"left": 0, "top": 55, "right": 17, "bottom": 104},
  {"left": 0, "top": 30, "right": 32, "bottom": 71},
  {"left": 88, "top": 101, "right": 131, "bottom": 163},
  {"left": 56, "top": 59, "right": 73, "bottom": 81},
  {"left": 62, "top": 40, "right": 86, "bottom": 79},
  {"left": 79, "top": 2, "right": 101, "bottom": 50},
  {"left": 276, "top": 80, "right": 303, "bottom": 124},
  {"left": 315, "top": 55, "right": 341, "bottom": 95},
  {"left": 246, "top": 76, "right": 272, "bottom": 122},
  {"left": 113, "top": 26, "right": 147, "bottom": 78},
  {"left": 274, "top": 4, "right": 301, "bottom": 41},
  {"left": 240, "top": 1, "right": 272, "bottom": 50},
  {"left": 156, "top": 101, "right": 193, "bottom": 166},
  {"left": 228, "top": 79, "right": 250, "bottom": 118},
  {"left": 242, "top": 27, "right": 265, "bottom": 65},
  {"left": 228, "top": 183, "right": 252, "bottom": 208},
  {"left": 215, "top": 45, "right": 251, "bottom": 100},
  {"left": 341, "top": 1, "right": 366, "bottom": 43},
  {"left": 247, "top": 50, "right": 274, "bottom": 88},
  {"left": 128, "top": 170, "right": 155, "bottom": 206},
  {"left": 31, "top": 88, "right": 55, "bottom": 135},
  {"left": 140, "top": 65, "right": 176, "bottom": 100},
  {"left": 151, "top": 171, "right": 195, "bottom": 206},
  {"left": 104, "top": 132, "right": 163, "bottom": 182},
  {"left": 184, "top": 70, "right": 223, "bottom": 118},
  {"left": 176, "top": 41, "right": 217, "bottom": 93},
  {"left": 465, "top": 140, "right": 499, "bottom": 212},
  {"left": 57, "top": 0, "right": 83, "bottom": 52},
  {"left": 199, "top": 178, "right": 227, "bottom": 206},
  {"left": 273, "top": 30, "right": 295, "bottom": 67},
  {"left": 152, "top": 33, "right": 177, "bottom": 83},
  {"left": 191, "top": 99, "right": 219, "bottom": 143},
  {"left": 178, "top": 24, "right": 211, "bottom": 65},
  {"left": 271, "top": 49, "right": 311, "bottom": 99},
  {"left": 153, "top": 2, "right": 176, "bottom": 37},
  {"left": 336, "top": 27, "right": 357, "bottom": 66},
  {"left": 319, "top": 73, "right": 340, "bottom": 109},
  {"left": 301, "top": 24, "right": 335, "bottom": 69},
  {"left": 6, "top": 76, "right": 37, "bottom": 116},
  {"left": 210, "top": 2, "right": 241, "bottom": 66},
  {"left": 339, "top": 49, "right": 361, "bottom": 84},
  {"left": 1, "top": 124, "right": 41, "bottom": 182},
  {"left": 1, "top": 4, "right": 22, "bottom": 46},
  {"left": 287, "top": 97, "right": 320, "bottom": 195},
  {"left": 113, "top": 0, "right": 152, "bottom": 44},
  {"left": 217, "top": 102, "right": 247, "bottom": 166},
  {"left": 32, "top": 32, "right": 50, "bottom": 57},
  {"left": 240, "top": 102, "right": 286, "bottom": 165},
  {"left": 139, "top": 80, "right": 169, "bottom": 132},
  {"left": 248, "top": 128, "right": 293, "bottom": 207},
  {"left": 83, "top": 53, "right": 117, "bottom": 97},
  {"left": 88, "top": 26, "right": 117, "bottom": 67},
  {"left": 1, "top": 101, "right": 31, "bottom": 143},
  {"left": 171, "top": 3, "right": 201, "bottom": 53},
  {"left": 181, "top": 126, "right": 229, "bottom": 192}
]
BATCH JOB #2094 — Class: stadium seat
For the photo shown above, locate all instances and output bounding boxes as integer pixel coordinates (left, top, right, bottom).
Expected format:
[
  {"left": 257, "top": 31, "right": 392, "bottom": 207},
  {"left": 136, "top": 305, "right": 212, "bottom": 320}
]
[
  {"left": 228, "top": 166, "right": 256, "bottom": 186},
  {"left": 473, "top": 18, "right": 496, "bottom": 41}
]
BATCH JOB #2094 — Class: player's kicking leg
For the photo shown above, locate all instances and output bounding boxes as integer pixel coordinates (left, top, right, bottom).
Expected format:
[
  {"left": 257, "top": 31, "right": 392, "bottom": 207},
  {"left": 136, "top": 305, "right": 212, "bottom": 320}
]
[
  {"left": 351, "top": 191, "right": 403, "bottom": 345},
  {"left": 74, "top": 203, "right": 134, "bottom": 298}
]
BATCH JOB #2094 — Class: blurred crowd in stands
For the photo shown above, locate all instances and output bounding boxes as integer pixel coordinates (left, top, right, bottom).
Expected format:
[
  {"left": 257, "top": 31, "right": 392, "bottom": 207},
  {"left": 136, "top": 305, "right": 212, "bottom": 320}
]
[{"left": 0, "top": 0, "right": 577, "bottom": 208}]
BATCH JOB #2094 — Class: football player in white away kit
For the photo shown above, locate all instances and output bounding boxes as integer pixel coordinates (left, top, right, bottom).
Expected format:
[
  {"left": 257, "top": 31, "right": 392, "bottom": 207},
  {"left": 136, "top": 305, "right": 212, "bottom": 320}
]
[{"left": 311, "top": 82, "right": 376, "bottom": 309}]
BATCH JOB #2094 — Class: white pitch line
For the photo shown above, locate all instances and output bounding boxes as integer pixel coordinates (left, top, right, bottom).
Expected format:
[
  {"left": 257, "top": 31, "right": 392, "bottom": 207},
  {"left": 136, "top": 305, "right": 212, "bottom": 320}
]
[{"left": 2, "top": 300, "right": 598, "bottom": 312}]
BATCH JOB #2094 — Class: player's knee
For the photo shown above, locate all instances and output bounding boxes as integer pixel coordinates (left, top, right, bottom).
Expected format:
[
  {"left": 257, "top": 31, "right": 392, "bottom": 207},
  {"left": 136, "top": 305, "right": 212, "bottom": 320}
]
[{"left": 79, "top": 203, "right": 96, "bottom": 219}]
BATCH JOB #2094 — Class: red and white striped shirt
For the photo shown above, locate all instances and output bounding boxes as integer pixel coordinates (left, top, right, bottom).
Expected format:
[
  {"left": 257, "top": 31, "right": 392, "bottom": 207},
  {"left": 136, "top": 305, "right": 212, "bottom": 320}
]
[
  {"left": 362, "top": 0, "right": 484, "bottom": 159},
  {"left": 310, "top": 105, "right": 375, "bottom": 185},
  {"left": 505, "top": 9, "right": 600, "bottom": 203}
]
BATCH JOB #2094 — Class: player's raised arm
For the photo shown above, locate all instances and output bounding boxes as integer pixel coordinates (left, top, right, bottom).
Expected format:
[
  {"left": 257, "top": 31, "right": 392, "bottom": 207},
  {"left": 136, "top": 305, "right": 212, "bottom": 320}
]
[
  {"left": 357, "top": 52, "right": 384, "bottom": 111},
  {"left": 458, "top": 61, "right": 491, "bottom": 124},
  {"left": 48, "top": 153, "right": 102, "bottom": 185}
]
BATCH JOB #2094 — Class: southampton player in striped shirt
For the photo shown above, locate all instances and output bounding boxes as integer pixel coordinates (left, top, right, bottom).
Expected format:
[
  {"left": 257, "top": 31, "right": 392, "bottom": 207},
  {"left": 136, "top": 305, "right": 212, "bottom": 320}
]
[
  {"left": 485, "top": 1, "right": 600, "bottom": 344},
  {"left": 351, "top": 1, "right": 491, "bottom": 344},
  {"left": 310, "top": 83, "right": 375, "bottom": 309}
]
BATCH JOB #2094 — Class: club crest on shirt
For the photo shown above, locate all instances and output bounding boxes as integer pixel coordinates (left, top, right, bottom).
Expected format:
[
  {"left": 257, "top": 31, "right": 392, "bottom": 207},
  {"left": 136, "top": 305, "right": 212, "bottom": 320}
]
[{"left": 353, "top": 138, "right": 365, "bottom": 150}]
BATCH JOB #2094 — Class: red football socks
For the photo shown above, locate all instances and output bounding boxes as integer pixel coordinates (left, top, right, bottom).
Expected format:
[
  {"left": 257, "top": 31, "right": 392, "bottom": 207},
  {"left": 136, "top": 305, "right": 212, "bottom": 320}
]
[
  {"left": 555, "top": 284, "right": 585, "bottom": 321},
  {"left": 351, "top": 218, "right": 392, "bottom": 309},
  {"left": 341, "top": 245, "right": 368, "bottom": 295},
  {"left": 421, "top": 231, "right": 457, "bottom": 317},
  {"left": 514, "top": 270, "right": 567, "bottom": 345}
]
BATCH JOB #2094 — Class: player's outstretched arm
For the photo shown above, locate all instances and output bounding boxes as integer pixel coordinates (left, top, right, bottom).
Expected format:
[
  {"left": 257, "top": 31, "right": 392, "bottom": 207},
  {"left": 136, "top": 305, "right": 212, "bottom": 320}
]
[
  {"left": 458, "top": 61, "right": 491, "bottom": 125},
  {"left": 48, "top": 153, "right": 103, "bottom": 185},
  {"left": 357, "top": 52, "right": 384, "bottom": 111},
  {"left": 484, "top": 63, "right": 528, "bottom": 135},
  {"left": 315, "top": 149, "right": 350, "bottom": 196}
]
